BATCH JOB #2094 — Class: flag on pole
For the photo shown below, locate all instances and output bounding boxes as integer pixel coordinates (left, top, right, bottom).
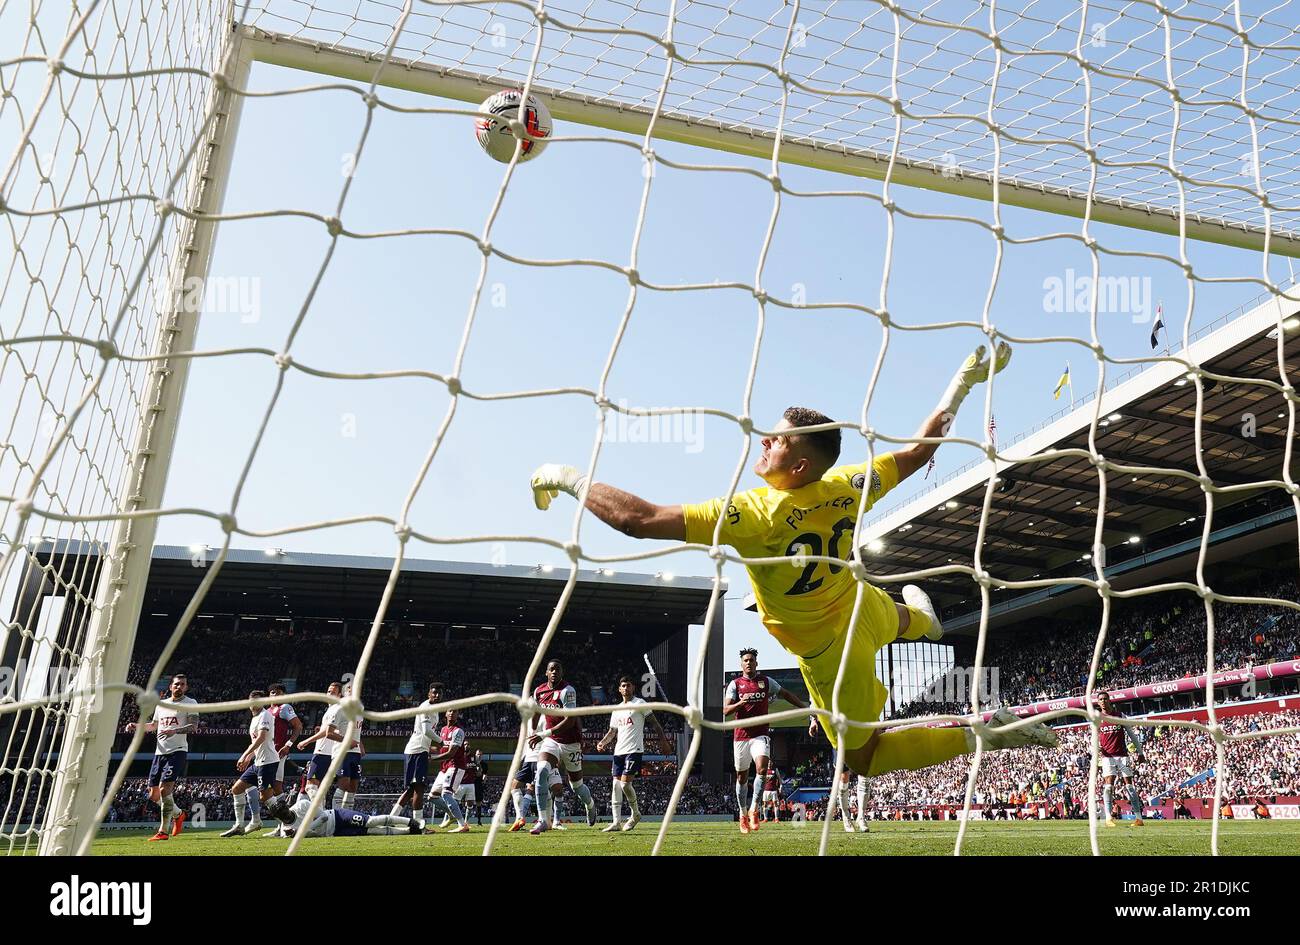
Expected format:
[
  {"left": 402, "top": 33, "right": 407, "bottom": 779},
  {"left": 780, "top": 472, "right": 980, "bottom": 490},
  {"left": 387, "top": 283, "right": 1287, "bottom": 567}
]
[
  {"left": 988, "top": 414, "right": 998, "bottom": 447},
  {"left": 924, "top": 456, "right": 936, "bottom": 479},
  {"left": 1150, "top": 302, "right": 1164, "bottom": 350},
  {"left": 1053, "top": 364, "right": 1071, "bottom": 400}
]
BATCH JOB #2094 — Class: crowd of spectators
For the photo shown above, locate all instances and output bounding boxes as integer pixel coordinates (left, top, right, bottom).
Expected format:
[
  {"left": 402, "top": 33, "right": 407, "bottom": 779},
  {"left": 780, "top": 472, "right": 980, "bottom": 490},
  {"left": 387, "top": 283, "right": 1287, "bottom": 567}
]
[
  {"left": 105, "top": 778, "right": 235, "bottom": 824},
  {"left": 862, "top": 709, "right": 1300, "bottom": 817},
  {"left": 892, "top": 572, "right": 1300, "bottom": 717}
]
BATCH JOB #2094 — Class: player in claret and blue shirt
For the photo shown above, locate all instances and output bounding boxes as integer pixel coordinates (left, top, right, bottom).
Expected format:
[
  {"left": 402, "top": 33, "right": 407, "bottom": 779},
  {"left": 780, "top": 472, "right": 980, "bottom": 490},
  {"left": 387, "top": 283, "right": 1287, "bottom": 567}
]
[
  {"left": 1095, "top": 691, "right": 1146, "bottom": 828},
  {"left": 724, "top": 648, "right": 816, "bottom": 834}
]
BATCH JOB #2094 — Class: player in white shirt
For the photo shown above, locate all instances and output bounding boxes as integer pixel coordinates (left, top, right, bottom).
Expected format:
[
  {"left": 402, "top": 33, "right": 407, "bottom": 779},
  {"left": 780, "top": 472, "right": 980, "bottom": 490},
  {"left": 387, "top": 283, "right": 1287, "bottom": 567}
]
[
  {"left": 125, "top": 674, "right": 198, "bottom": 841},
  {"left": 221, "top": 691, "right": 282, "bottom": 837},
  {"left": 296, "top": 681, "right": 361, "bottom": 803},
  {"left": 337, "top": 682, "right": 365, "bottom": 809},
  {"left": 392, "top": 683, "right": 453, "bottom": 822},
  {"left": 596, "top": 675, "right": 672, "bottom": 832},
  {"left": 266, "top": 793, "right": 424, "bottom": 838}
]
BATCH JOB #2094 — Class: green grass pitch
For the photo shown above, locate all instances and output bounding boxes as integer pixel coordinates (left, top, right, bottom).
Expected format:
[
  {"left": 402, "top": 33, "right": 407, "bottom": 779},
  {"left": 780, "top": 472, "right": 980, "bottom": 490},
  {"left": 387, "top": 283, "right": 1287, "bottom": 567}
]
[{"left": 91, "top": 820, "right": 1300, "bottom": 856}]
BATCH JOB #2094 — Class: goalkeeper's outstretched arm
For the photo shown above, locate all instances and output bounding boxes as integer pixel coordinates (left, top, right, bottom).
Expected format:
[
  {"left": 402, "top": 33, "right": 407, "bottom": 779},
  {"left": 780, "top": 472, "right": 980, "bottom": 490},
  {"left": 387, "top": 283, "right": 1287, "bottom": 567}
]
[
  {"left": 530, "top": 464, "right": 686, "bottom": 540},
  {"left": 891, "top": 342, "right": 1012, "bottom": 482}
]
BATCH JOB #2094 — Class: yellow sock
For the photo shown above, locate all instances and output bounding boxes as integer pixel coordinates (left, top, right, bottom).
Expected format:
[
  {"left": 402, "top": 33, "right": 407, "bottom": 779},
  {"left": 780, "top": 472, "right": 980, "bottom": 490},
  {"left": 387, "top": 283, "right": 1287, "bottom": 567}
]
[
  {"left": 866, "top": 727, "right": 970, "bottom": 776},
  {"left": 897, "top": 604, "right": 932, "bottom": 641}
]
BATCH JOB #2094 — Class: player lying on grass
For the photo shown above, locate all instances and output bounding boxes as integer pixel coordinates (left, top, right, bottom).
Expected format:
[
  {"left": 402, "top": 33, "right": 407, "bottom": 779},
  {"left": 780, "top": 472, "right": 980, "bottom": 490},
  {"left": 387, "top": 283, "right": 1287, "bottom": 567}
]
[
  {"left": 266, "top": 793, "right": 425, "bottom": 838},
  {"left": 530, "top": 342, "right": 1058, "bottom": 779}
]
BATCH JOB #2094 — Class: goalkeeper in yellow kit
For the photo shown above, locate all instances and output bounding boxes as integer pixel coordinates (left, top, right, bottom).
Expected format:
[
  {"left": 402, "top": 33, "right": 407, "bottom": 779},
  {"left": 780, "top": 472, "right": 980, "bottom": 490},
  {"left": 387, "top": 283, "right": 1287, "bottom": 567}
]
[{"left": 530, "top": 343, "right": 1056, "bottom": 780}]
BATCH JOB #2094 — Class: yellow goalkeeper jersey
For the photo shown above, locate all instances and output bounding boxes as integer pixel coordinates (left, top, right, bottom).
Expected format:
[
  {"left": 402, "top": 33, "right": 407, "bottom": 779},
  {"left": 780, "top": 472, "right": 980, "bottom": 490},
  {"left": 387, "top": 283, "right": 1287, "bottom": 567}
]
[{"left": 683, "top": 453, "right": 899, "bottom": 659}]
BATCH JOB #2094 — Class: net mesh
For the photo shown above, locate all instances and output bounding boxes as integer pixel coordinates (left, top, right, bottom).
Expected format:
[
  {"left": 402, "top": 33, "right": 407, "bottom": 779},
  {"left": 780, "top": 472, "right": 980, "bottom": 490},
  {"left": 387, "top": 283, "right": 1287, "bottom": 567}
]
[
  {"left": 1, "top": 0, "right": 1298, "bottom": 857},
  {"left": 243, "top": 0, "right": 1300, "bottom": 237}
]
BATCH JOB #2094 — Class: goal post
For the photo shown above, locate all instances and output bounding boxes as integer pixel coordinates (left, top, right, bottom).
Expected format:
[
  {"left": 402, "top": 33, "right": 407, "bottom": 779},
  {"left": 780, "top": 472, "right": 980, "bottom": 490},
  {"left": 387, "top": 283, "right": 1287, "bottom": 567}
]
[
  {"left": 244, "top": 26, "right": 1300, "bottom": 259},
  {"left": 32, "top": 26, "right": 254, "bottom": 857}
]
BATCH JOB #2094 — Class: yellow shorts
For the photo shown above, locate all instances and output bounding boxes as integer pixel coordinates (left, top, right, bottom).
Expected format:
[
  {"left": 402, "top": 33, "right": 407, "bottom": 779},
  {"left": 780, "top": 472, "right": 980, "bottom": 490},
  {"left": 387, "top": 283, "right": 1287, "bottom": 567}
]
[{"left": 793, "top": 582, "right": 900, "bottom": 751}]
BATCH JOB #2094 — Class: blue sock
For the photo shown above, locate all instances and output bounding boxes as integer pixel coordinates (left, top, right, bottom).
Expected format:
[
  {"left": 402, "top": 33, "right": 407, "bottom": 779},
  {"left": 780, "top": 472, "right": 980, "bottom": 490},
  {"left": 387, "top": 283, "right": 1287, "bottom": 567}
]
[
  {"left": 535, "top": 763, "right": 553, "bottom": 824},
  {"left": 441, "top": 791, "right": 467, "bottom": 826}
]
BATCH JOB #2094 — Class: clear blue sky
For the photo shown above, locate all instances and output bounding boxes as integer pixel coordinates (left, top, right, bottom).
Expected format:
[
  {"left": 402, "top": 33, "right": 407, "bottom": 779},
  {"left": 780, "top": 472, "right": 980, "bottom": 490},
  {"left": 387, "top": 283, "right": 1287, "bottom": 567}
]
[{"left": 152, "top": 58, "right": 1293, "bottom": 674}]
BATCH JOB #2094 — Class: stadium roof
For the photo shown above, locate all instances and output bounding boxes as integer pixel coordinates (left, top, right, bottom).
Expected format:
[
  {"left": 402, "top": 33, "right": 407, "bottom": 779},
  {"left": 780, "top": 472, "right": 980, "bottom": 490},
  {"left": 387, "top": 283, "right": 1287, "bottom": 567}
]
[
  {"left": 31, "top": 542, "right": 721, "bottom": 631},
  {"left": 858, "top": 288, "right": 1300, "bottom": 631}
]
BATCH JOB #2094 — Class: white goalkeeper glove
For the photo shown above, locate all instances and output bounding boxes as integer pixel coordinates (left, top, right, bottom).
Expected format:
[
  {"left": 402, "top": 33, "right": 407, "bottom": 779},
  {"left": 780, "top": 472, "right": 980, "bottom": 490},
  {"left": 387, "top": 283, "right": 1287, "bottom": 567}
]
[
  {"left": 936, "top": 341, "right": 1012, "bottom": 416},
  {"left": 530, "top": 463, "right": 588, "bottom": 510}
]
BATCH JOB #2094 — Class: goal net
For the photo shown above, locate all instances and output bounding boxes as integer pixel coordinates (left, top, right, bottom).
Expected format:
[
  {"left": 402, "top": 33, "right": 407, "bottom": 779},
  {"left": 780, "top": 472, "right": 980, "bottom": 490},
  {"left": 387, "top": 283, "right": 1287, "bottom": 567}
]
[{"left": 3, "top": 0, "right": 1299, "bottom": 857}]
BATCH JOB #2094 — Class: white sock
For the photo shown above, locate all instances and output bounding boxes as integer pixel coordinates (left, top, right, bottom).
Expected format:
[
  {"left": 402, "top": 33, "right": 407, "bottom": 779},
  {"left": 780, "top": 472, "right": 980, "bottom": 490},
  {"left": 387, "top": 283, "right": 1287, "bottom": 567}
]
[
  {"left": 837, "top": 782, "right": 852, "bottom": 821},
  {"left": 856, "top": 776, "right": 868, "bottom": 821},
  {"left": 624, "top": 782, "right": 639, "bottom": 816},
  {"left": 521, "top": 792, "right": 534, "bottom": 818},
  {"left": 535, "top": 763, "right": 553, "bottom": 825},
  {"left": 574, "top": 781, "right": 595, "bottom": 813},
  {"left": 511, "top": 788, "right": 524, "bottom": 820},
  {"left": 160, "top": 795, "right": 177, "bottom": 831},
  {"left": 735, "top": 780, "right": 747, "bottom": 814},
  {"left": 390, "top": 801, "right": 404, "bottom": 816},
  {"left": 611, "top": 780, "right": 624, "bottom": 822},
  {"left": 1103, "top": 784, "right": 1113, "bottom": 816},
  {"left": 246, "top": 792, "right": 261, "bottom": 823},
  {"left": 233, "top": 792, "right": 247, "bottom": 826}
]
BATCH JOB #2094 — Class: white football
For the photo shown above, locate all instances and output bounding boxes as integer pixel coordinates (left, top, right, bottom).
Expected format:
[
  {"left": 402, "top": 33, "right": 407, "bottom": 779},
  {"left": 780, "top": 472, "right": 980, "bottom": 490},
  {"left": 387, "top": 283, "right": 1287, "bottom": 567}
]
[{"left": 475, "top": 89, "right": 552, "bottom": 164}]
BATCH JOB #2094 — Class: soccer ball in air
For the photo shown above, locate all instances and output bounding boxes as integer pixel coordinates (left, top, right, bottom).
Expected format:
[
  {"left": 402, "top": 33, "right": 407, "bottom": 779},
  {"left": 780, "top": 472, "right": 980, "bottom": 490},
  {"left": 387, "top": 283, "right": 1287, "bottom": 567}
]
[{"left": 475, "top": 89, "right": 552, "bottom": 164}]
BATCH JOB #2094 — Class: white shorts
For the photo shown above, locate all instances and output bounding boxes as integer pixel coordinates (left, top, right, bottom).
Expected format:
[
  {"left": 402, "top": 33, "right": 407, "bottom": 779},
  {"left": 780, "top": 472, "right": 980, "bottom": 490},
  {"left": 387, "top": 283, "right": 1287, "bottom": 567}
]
[
  {"left": 540, "top": 738, "right": 582, "bottom": 774},
  {"left": 433, "top": 768, "right": 465, "bottom": 794},
  {"left": 455, "top": 783, "right": 477, "bottom": 804},
  {"left": 763, "top": 790, "right": 778, "bottom": 804},
  {"left": 1101, "top": 755, "right": 1134, "bottom": 778},
  {"left": 733, "top": 735, "right": 771, "bottom": 772}
]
